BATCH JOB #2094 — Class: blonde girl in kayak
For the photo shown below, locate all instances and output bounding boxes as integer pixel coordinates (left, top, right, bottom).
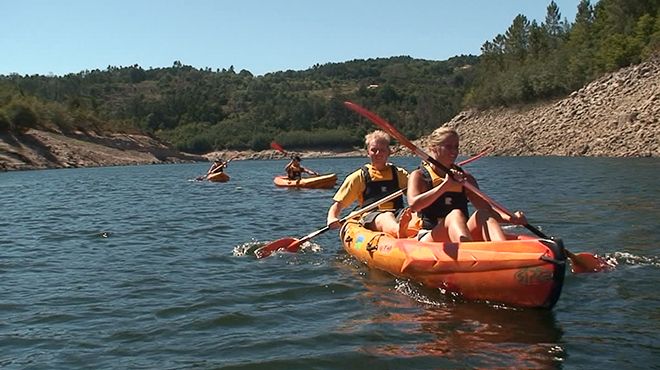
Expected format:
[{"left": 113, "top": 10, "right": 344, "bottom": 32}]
[
  {"left": 327, "top": 130, "right": 411, "bottom": 238},
  {"left": 406, "top": 127, "right": 527, "bottom": 242}
]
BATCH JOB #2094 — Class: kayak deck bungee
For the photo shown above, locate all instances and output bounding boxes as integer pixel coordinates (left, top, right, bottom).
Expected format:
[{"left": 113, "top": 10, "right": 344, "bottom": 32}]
[
  {"left": 207, "top": 172, "right": 230, "bottom": 182},
  {"left": 340, "top": 220, "right": 566, "bottom": 308},
  {"left": 273, "top": 173, "right": 337, "bottom": 189}
]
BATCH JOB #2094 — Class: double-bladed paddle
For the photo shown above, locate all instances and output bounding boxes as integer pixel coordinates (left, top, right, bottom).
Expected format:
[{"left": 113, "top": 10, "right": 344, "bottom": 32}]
[
  {"left": 254, "top": 188, "right": 406, "bottom": 259},
  {"left": 344, "top": 101, "right": 611, "bottom": 273}
]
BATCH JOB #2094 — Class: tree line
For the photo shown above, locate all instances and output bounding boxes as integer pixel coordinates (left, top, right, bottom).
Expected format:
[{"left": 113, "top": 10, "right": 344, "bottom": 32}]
[{"left": 1, "top": 0, "right": 657, "bottom": 153}]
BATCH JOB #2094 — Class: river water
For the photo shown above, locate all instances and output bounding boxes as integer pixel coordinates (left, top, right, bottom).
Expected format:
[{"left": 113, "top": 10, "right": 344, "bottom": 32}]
[{"left": 1, "top": 156, "right": 658, "bottom": 369}]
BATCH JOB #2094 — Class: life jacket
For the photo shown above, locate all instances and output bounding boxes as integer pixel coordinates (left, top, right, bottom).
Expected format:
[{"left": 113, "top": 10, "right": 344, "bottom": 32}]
[
  {"left": 361, "top": 164, "right": 404, "bottom": 210},
  {"left": 418, "top": 162, "right": 468, "bottom": 229},
  {"left": 287, "top": 164, "right": 302, "bottom": 180}
]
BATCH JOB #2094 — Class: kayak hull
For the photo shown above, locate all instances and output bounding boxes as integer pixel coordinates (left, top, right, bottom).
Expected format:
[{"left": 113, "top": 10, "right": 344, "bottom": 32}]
[
  {"left": 273, "top": 173, "right": 337, "bottom": 189},
  {"left": 340, "top": 221, "right": 566, "bottom": 309},
  {"left": 207, "top": 172, "right": 230, "bottom": 182}
]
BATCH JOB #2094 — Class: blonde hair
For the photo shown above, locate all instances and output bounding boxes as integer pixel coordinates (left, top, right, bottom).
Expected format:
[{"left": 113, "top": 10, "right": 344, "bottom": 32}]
[
  {"left": 364, "top": 130, "right": 391, "bottom": 148},
  {"left": 428, "top": 127, "right": 459, "bottom": 147}
]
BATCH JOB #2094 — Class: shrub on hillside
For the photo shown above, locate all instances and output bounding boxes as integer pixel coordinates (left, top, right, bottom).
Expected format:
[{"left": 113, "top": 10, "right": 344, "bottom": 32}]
[
  {"left": 7, "top": 102, "right": 38, "bottom": 133},
  {"left": 0, "top": 111, "right": 10, "bottom": 132}
]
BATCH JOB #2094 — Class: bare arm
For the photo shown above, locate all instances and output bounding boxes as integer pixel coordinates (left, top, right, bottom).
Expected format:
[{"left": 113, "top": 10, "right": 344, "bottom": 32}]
[
  {"left": 206, "top": 162, "right": 220, "bottom": 175},
  {"left": 327, "top": 201, "right": 343, "bottom": 229},
  {"left": 303, "top": 166, "right": 319, "bottom": 176}
]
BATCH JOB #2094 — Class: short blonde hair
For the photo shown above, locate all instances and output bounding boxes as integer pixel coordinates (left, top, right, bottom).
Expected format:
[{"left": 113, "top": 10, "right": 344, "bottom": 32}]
[
  {"left": 364, "top": 130, "right": 391, "bottom": 148},
  {"left": 428, "top": 127, "right": 459, "bottom": 147}
]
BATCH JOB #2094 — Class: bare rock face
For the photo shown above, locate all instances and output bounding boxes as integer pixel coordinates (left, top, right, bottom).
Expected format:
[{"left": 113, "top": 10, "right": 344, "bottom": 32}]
[
  {"left": 0, "top": 130, "right": 204, "bottom": 171},
  {"left": 416, "top": 55, "right": 659, "bottom": 158}
]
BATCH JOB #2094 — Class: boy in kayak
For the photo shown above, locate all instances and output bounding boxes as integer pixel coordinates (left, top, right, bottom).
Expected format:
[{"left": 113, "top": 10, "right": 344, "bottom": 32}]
[
  {"left": 327, "top": 130, "right": 411, "bottom": 238},
  {"left": 285, "top": 156, "right": 318, "bottom": 180},
  {"left": 197, "top": 157, "right": 232, "bottom": 180},
  {"left": 406, "top": 127, "right": 527, "bottom": 242}
]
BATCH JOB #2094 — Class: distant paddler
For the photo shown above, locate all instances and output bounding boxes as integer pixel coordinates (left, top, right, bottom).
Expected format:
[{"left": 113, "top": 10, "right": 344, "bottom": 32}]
[
  {"left": 197, "top": 156, "right": 234, "bottom": 181},
  {"left": 284, "top": 155, "right": 319, "bottom": 180}
]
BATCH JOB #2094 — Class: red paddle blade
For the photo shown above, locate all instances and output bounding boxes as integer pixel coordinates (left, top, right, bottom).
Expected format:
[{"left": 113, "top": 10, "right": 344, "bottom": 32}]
[
  {"left": 285, "top": 239, "right": 303, "bottom": 253},
  {"left": 458, "top": 147, "right": 492, "bottom": 166},
  {"left": 270, "top": 141, "right": 286, "bottom": 153},
  {"left": 254, "top": 237, "right": 298, "bottom": 259},
  {"left": 568, "top": 252, "right": 612, "bottom": 273}
]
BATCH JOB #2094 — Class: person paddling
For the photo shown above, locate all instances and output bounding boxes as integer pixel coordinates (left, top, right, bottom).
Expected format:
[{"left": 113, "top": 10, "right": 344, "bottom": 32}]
[
  {"left": 285, "top": 155, "right": 318, "bottom": 180},
  {"left": 209, "top": 158, "right": 229, "bottom": 174},
  {"left": 327, "top": 130, "right": 411, "bottom": 238},
  {"left": 197, "top": 157, "right": 231, "bottom": 180},
  {"left": 406, "top": 127, "right": 527, "bottom": 242}
]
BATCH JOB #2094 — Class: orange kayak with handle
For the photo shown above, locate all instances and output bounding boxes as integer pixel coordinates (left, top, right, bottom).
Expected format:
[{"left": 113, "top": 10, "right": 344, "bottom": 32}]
[
  {"left": 340, "top": 220, "right": 566, "bottom": 309},
  {"left": 207, "top": 172, "right": 230, "bottom": 182},
  {"left": 273, "top": 173, "right": 337, "bottom": 189}
]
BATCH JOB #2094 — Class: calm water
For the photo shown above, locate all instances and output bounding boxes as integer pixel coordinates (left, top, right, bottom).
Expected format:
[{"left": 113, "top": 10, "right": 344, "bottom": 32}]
[{"left": 1, "top": 156, "right": 659, "bottom": 369}]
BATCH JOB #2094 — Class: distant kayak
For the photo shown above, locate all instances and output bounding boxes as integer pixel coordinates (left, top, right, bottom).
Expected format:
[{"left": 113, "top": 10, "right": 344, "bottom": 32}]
[
  {"left": 273, "top": 173, "right": 337, "bottom": 189},
  {"left": 340, "top": 220, "right": 566, "bottom": 309},
  {"left": 207, "top": 172, "right": 230, "bottom": 182}
]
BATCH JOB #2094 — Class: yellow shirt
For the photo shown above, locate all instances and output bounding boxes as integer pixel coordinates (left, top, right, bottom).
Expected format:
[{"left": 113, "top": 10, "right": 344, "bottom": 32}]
[{"left": 332, "top": 163, "right": 408, "bottom": 211}]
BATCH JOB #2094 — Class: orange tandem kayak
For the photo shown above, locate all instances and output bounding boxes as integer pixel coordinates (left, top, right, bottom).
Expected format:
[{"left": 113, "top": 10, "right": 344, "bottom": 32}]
[
  {"left": 273, "top": 173, "right": 337, "bottom": 189},
  {"left": 340, "top": 220, "right": 566, "bottom": 308},
  {"left": 207, "top": 172, "right": 230, "bottom": 182}
]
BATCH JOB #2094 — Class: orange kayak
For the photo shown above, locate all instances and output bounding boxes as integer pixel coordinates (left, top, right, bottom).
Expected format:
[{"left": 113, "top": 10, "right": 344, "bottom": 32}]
[
  {"left": 207, "top": 172, "right": 230, "bottom": 182},
  {"left": 273, "top": 173, "right": 337, "bottom": 189},
  {"left": 340, "top": 220, "right": 566, "bottom": 308}
]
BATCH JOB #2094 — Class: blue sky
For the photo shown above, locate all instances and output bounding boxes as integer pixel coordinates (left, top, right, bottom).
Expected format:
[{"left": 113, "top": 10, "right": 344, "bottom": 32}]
[{"left": 1, "top": 0, "right": 582, "bottom": 77}]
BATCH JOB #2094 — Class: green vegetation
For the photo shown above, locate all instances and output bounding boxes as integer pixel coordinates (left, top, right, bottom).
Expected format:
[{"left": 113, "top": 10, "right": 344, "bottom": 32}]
[
  {"left": 1, "top": 0, "right": 657, "bottom": 152},
  {"left": 467, "top": 0, "right": 660, "bottom": 107}
]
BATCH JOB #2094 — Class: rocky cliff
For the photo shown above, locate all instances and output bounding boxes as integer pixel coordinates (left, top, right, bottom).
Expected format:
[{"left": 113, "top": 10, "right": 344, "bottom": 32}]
[{"left": 417, "top": 55, "right": 659, "bottom": 157}]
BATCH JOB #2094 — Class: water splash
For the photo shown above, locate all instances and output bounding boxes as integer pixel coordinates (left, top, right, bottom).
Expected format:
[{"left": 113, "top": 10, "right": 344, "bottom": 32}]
[
  {"left": 607, "top": 251, "right": 660, "bottom": 268},
  {"left": 232, "top": 241, "right": 263, "bottom": 257},
  {"left": 232, "top": 240, "right": 322, "bottom": 257}
]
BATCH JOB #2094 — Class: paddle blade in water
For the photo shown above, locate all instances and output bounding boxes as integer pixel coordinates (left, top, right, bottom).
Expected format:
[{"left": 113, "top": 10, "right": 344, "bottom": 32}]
[
  {"left": 254, "top": 237, "right": 298, "bottom": 259},
  {"left": 285, "top": 239, "right": 303, "bottom": 253},
  {"left": 568, "top": 251, "right": 612, "bottom": 273}
]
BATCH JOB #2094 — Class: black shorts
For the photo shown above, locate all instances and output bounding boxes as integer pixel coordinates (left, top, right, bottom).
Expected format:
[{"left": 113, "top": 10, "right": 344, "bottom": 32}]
[{"left": 360, "top": 209, "right": 406, "bottom": 229}]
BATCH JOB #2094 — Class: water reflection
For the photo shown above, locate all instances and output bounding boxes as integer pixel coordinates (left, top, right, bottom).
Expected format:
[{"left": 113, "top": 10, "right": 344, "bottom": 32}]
[{"left": 340, "top": 262, "right": 565, "bottom": 368}]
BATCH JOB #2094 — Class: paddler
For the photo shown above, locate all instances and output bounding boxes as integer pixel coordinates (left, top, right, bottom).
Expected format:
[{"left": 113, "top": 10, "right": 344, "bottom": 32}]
[
  {"left": 327, "top": 130, "right": 412, "bottom": 238},
  {"left": 285, "top": 155, "right": 318, "bottom": 180},
  {"left": 406, "top": 127, "right": 527, "bottom": 242}
]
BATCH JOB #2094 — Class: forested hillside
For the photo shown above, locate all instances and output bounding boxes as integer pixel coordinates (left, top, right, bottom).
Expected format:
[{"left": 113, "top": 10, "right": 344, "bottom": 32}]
[{"left": 1, "top": 0, "right": 658, "bottom": 155}]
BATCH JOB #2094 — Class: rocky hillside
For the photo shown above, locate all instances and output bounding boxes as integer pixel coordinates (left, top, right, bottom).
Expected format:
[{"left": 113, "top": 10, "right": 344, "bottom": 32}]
[
  {"left": 417, "top": 55, "right": 659, "bottom": 157},
  {"left": 0, "top": 130, "right": 204, "bottom": 171},
  {"left": 1, "top": 56, "right": 658, "bottom": 172}
]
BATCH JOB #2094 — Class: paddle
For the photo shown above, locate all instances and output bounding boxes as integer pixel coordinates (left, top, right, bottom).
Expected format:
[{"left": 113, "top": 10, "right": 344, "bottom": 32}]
[
  {"left": 270, "top": 141, "right": 288, "bottom": 156},
  {"left": 344, "top": 101, "right": 610, "bottom": 273},
  {"left": 457, "top": 147, "right": 492, "bottom": 166},
  {"left": 254, "top": 188, "right": 406, "bottom": 259}
]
